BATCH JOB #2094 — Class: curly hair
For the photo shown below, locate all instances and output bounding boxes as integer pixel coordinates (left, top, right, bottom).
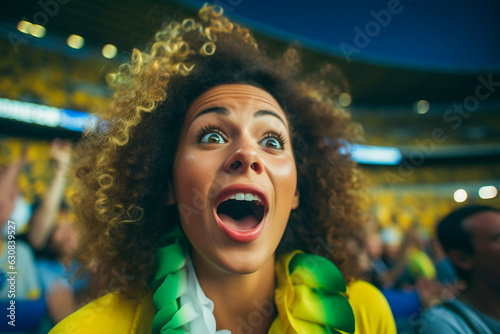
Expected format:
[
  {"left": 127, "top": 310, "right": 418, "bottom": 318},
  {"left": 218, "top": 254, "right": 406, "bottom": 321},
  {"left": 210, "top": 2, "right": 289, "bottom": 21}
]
[{"left": 73, "top": 4, "right": 365, "bottom": 299}]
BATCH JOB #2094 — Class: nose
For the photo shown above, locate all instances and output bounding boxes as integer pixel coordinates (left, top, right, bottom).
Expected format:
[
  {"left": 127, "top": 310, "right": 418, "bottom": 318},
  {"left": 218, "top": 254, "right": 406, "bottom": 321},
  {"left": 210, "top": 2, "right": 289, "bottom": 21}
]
[{"left": 224, "top": 137, "right": 263, "bottom": 174}]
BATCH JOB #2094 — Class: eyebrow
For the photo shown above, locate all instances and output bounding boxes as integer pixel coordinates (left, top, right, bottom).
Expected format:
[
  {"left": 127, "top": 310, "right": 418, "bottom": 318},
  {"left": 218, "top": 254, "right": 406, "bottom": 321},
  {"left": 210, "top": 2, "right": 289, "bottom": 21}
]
[
  {"left": 190, "top": 107, "right": 229, "bottom": 125},
  {"left": 191, "top": 107, "right": 286, "bottom": 127},
  {"left": 254, "top": 109, "right": 286, "bottom": 126}
]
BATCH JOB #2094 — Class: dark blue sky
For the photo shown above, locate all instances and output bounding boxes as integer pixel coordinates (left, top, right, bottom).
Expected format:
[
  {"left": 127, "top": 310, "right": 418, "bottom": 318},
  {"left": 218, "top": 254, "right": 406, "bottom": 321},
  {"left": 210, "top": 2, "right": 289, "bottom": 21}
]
[{"left": 177, "top": 0, "right": 500, "bottom": 72}]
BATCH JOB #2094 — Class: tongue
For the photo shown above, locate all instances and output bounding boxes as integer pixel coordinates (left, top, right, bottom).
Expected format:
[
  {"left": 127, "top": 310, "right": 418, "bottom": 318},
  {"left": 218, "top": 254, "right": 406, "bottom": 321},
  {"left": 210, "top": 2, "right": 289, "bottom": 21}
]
[{"left": 218, "top": 214, "right": 259, "bottom": 231}]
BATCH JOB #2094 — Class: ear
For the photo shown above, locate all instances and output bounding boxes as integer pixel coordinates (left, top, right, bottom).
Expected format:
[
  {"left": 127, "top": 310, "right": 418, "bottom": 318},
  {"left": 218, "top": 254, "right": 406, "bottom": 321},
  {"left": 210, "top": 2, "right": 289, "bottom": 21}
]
[
  {"left": 166, "top": 183, "right": 176, "bottom": 205},
  {"left": 291, "top": 189, "right": 300, "bottom": 210},
  {"left": 448, "top": 249, "right": 474, "bottom": 271}
]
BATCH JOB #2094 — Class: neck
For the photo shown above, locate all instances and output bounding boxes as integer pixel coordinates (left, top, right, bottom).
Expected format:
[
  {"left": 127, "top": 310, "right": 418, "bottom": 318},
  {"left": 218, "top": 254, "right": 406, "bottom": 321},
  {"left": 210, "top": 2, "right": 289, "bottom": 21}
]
[
  {"left": 460, "top": 277, "right": 500, "bottom": 320},
  {"left": 192, "top": 253, "right": 277, "bottom": 334}
]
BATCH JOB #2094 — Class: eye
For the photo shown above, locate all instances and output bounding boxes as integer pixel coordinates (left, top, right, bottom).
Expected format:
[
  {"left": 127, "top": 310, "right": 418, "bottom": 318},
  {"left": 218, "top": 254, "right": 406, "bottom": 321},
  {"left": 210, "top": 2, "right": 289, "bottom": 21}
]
[
  {"left": 260, "top": 132, "right": 285, "bottom": 150},
  {"left": 201, "top": 132, "right": 226, "bottom": 144},
  {"left": 197, "top": 125, "right": 227, "bottom": 144},
  {"left": 261, "top": 137, "right": 281, "bottom": 149}
]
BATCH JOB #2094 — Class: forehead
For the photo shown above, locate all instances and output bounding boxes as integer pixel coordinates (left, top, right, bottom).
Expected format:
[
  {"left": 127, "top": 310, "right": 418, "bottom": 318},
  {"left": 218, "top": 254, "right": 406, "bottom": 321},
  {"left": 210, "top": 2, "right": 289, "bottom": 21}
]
[
  {"left": 186, "top": 84, "right": 285, "bottom": 118},
  {"left": 463, "top": 211, "right": 500, "bottom": 238}
]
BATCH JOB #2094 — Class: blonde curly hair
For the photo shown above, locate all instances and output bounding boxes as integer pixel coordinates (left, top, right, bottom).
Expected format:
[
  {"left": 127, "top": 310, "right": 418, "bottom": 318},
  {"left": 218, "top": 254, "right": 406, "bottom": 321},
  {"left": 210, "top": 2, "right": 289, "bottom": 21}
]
[{"left": 73, "top": 4, "right": 365, "bottom": 299}]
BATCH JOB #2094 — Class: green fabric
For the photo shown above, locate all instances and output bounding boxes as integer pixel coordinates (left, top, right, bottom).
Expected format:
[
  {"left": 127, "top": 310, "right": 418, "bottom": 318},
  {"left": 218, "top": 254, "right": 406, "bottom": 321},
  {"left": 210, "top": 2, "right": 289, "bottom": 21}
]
[
  {"left": 270, "top": 250, "right": 355, "bottom": 334},
  {"left": 150, "top": 230, "right": 355, "bottom": 334}
]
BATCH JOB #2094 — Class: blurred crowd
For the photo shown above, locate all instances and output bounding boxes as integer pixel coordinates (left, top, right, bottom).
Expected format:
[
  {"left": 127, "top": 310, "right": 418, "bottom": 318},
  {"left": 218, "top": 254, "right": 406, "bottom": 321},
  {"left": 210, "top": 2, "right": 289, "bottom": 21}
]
[
  {"left": 354, "top": 219, "right": 460, "bottom": 332},
  {"left": 1, "top": 138, "right": 84, "bottom": 333},
  {"left": 349, "top": 203, "right": 500, "bottom": 333},
  {"left": 0, "top": 38, "right": 112, "bottom": 113}
]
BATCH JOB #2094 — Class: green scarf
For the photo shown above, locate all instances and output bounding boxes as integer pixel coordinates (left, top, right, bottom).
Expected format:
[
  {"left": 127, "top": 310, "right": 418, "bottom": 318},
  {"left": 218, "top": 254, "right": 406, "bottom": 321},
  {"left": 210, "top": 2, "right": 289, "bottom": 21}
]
[{"left": 150, "top": 229, "right": 355, "bottom": 333}]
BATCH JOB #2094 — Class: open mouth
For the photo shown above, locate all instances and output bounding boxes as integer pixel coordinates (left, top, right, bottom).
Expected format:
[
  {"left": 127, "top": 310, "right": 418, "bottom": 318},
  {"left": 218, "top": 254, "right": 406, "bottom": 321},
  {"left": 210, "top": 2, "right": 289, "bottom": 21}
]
[{"left": 216, "top": 193, "right": 265, "bottom": 231}]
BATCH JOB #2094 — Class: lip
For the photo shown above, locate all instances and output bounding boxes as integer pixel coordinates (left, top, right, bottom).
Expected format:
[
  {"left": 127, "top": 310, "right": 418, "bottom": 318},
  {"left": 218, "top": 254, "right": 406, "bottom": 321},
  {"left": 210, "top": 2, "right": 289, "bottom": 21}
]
[{"left": 214, "top": 183, "right": 269, "bottom": 243}]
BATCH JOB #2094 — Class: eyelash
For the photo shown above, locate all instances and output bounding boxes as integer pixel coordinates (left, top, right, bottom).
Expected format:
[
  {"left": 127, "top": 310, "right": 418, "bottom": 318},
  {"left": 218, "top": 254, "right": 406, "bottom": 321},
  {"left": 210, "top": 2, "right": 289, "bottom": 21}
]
[
  {"left": 196, "top": 124, "right": 225, "bottom": 142},
  {"left": 196, "top": 125, "right": 286, "bottom": 148},
  {"left": 262, "top": 130, "right": 287, "bottom": 148}
]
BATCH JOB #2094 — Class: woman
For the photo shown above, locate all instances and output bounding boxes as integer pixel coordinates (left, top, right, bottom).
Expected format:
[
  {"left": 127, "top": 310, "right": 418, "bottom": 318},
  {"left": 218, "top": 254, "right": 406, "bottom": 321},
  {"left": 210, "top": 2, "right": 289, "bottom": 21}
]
[{"left": 51, "top": 4, "right": 394, "bottom": 333}]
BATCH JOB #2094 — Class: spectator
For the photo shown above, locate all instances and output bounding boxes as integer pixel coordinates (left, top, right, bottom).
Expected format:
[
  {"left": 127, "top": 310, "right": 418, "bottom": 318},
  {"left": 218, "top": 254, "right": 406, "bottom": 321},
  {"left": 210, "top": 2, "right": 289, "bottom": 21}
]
[
  {"left": 0, "top": 151, "right": 45, "bottom": 333},
  {"left": 428, "top": 237, "right": 457, "bottom": 285},
  {"left": 27, "top": 138, "right": 82, "bottom": 331},
  {"left": 418, "top": 205, "right": 500, "bottom": 333},
  {"left": 373, "top": 225, "right": 423, "bottom": 289}
]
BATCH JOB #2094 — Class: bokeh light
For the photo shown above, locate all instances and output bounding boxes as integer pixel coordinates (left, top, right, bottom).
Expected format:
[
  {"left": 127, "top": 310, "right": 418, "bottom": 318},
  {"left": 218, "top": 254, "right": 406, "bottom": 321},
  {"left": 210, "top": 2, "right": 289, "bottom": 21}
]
[
  {"left": 30, "top": 24, "right": 46, "bottom": 38},
  {"left": 479, "top": 186, "right": 498, "bottom": 199},
  {"left": 102, "top": 44, "right": 117, "bottom": 59},
  {"left": 17, "top": 20, "right": 32, "bottom": 34},
  {"left": 338, "top": 92, "right": 352, "bottom": 107},
  {"left": 67, "top": 34, "right": 85, "bottom": 49},
  {"left": 453, "top": 189, "right": 467, "bottom": 203},
  {"left": 414, "top": 100, "right": 430, "bottom": 114}
]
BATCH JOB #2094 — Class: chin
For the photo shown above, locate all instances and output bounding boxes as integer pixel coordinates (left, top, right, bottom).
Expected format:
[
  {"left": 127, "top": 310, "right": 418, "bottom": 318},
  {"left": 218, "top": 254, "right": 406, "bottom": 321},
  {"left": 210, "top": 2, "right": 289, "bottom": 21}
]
[
  {"left": 196, "top": 245, "right": 275, "bottom": 276},
  {"left": 222, "top": 256, "right": 266, "bottom": 275}
]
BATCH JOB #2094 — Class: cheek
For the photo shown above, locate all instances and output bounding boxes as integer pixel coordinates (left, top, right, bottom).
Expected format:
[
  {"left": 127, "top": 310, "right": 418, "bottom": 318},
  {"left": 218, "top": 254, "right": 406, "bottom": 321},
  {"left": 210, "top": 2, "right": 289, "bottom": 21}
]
[
  {"left": 272, "top": 158, "right": 297, "bottom": 196},
  {"left": 267, "top": 157, "right": 298, "bottom": 228},
  {"left": 275, "top": 158, "right": 297, "bottom": 178},
  {"left": 174, "top": 154, "right": 203, "bottom": 202},
  {"left": 173, "top": 152, "right": 219, "bottom": 221},
  {"left": 175, "top": 153, "right": 201, "bottom": 183}
]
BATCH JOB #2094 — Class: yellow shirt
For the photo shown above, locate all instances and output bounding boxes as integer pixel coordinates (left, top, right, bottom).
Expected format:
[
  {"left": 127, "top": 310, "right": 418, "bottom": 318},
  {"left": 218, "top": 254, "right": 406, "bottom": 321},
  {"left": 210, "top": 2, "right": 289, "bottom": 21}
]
[
  {"left": 50, "top": 292, "right": 154, "bottom": 333},
  {"left": 346, "top": 280, "right": 397, "bottom": 334},
  {"left": 51, "top": 280, "right": 395, "bottom": 334}
]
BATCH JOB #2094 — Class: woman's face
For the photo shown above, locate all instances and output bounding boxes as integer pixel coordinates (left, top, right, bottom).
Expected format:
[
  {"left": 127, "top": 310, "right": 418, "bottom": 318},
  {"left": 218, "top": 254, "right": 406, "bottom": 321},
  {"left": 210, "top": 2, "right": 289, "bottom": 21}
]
[{"left": 173, "top": 84, "right": 299, "bottom": 275}]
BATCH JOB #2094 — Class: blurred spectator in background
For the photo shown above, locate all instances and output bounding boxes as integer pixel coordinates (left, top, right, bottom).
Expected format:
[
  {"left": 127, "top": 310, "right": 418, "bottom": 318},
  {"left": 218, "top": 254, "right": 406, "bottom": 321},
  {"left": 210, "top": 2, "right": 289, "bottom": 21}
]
[
  {"left": 28, "top": 139, "right": 72, "bottom": 253},
  {"left": 0, "top": 149, "right": 46, "bottom": 333},
  {"left": 1, "top": 148, "right": 27, "bottom": 232},
  {"left": 363, "top": 221, "right": 446, "bottom": 333},
  {"left": 27, "top": 138, "right": 82, "bottom": 332},
  {"left": 419, "top": 205, "right": 500, "bottom": 333},
  {"left": 345, "top": 236, "right": 398, "bottom": 334},
  {"left": 372, "top": 224, "right": 426, "bottom": 289},
  {"left": 428, "top": 236, "right": 457, "bottom": 285}
]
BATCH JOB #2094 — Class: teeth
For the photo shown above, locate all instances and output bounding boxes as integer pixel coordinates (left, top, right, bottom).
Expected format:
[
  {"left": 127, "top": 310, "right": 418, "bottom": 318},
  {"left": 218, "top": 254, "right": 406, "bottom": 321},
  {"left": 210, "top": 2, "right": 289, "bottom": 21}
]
[{"left": 225, "top": 193, "right": 261, "bottom": 202}]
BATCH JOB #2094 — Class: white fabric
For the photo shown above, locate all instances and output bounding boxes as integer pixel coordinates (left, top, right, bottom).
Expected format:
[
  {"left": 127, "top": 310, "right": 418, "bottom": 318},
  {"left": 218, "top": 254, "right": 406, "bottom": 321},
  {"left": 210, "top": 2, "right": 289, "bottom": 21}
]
[{"left": 180, "top": 255, "right": 231, "bottom": 334}]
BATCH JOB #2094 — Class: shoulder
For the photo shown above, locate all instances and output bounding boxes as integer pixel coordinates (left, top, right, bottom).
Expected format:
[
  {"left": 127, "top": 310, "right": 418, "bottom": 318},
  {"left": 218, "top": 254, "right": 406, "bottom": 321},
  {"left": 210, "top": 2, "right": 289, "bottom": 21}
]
[
  {"left": 49, "top": 291, "right": 154, "bottom": 334},
  {"left": 347, "top": 280, "right": 397, "bottom": 334},
  {"left": 347, "top": 280, "right": 386, "bottom": 303},
  {"left": 347, "top": 280, "right": 393, "bottom": 313},
  {"left": 418, "top": 302, "right": 474, "bottom": 334}
]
